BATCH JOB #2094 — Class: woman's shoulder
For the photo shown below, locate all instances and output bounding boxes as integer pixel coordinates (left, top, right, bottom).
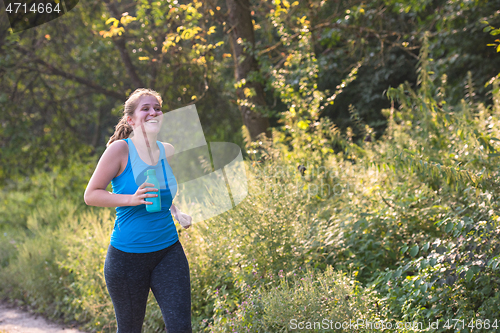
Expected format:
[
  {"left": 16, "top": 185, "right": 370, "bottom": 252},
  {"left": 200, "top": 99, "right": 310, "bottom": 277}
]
[
  {"left": 161, "top": 142, "right": 175, "bottom": 157},
  {"left": 105, "top": 140, "right": 129, "bottom": 163},
  {"left": 107, "top": 140, "right": 129, "bottom": 178},
  {"left": 108, "top": 139, "right": 129, "bottom": 153}
]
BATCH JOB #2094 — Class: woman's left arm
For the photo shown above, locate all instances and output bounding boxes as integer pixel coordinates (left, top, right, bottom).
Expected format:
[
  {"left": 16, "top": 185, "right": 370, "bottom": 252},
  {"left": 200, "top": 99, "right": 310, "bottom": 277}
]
[
  {"left": 163, "top": 142, "right": 192, "bottom": 229},
  {"left": 163, "top": 142, "right": 174, "bottom": 166},
  {"left": 171, "top": 203, "right": 192, "bottom": 229}
]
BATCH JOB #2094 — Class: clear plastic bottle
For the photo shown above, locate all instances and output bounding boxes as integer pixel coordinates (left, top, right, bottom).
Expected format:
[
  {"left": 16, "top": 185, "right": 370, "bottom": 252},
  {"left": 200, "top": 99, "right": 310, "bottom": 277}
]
[{"left": 144, "top": 169, "right": 161, "bottom": 212}]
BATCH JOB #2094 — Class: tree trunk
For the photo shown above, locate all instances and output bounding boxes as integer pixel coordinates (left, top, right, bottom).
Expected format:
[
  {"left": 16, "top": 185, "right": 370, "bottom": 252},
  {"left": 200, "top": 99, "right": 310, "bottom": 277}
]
[{"left": 226, "top": 0, "right": 270, "bottom": 141}]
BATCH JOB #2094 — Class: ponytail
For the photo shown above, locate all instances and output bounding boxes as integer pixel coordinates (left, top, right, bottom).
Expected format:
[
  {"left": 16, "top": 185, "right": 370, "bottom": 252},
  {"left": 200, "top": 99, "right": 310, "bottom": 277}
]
[{"left": 106, "top": 116, "right": 133, "bottom": 147}]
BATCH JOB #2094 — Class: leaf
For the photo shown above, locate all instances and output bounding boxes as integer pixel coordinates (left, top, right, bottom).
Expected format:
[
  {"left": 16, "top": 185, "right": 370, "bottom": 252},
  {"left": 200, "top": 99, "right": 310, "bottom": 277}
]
[
  {"left": 207, "top": 26, "right": 216, "bottom": 35},
  {"left": 435, "top": 217, "right": 450, "bottom": 227},
  {"left": 465, "top": 269, "right": 474, "bottom": 282},
  {"left": 410, "top": 245, "right": 419, "bottom": 257},
  {"left": 445, "top": 276, "right": 455, "bottom": 285},
  {"left": 120, "top": 15, "right": 137, "bottom": 26},
  {"left": 445, "top": 222, "right": 454, "bottom": 233},
  {"left": 105, "top": 17, "right": 117, "bottom": 25},
  {"left": 401, "top": 245, "right": 408, "bottom": 254},
  {"left": 297, "top": 120, "right": 309, "bottom": 130}
]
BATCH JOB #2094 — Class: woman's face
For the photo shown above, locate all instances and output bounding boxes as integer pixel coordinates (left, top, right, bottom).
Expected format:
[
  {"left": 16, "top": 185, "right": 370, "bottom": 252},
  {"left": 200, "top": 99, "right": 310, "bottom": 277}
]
[{"left": 127, "top": 95, "right": 163, "bottom": 133}]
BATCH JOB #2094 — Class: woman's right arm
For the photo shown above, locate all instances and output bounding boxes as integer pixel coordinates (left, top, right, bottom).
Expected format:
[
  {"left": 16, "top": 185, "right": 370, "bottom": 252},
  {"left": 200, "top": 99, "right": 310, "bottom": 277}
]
[{"left": 84, "top": 140, "right": 158, "bottom": 207}]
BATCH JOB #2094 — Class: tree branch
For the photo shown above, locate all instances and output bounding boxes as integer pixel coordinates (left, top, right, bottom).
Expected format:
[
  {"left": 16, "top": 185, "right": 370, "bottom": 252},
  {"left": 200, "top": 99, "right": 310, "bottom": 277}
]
[
  {"left": 102, "top": 0, "right": 145, "bottom": 89},
  {"left": 257, "top": 21, "right": 404, "bottom": 57},
  {"left": 14, "top": 46, "right": 124, "bottom": 100}
]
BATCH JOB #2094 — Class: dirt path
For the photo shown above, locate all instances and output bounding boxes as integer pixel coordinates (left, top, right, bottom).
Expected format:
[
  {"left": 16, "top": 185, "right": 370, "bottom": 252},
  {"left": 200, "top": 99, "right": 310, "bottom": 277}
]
[{"left": 0, "top": 300, "right": 87, "bottom": 333}]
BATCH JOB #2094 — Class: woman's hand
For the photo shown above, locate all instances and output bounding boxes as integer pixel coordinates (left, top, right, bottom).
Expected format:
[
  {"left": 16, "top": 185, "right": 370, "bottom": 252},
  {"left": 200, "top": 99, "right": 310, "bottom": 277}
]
[
  {"left": 170, "top": 204, "right": 192, "bottom": 229},
  {"left": 128, "top": 182, "right": 159, "bottom": 206},
  {"left": 176, "top": 211, "right": 192, "bottom": 229}
]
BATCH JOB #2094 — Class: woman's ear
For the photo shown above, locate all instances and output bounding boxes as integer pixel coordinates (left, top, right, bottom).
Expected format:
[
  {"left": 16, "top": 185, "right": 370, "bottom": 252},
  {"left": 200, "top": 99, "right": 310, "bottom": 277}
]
[{"left": 126, "top": 115, "right": 134, "bottom": 127}]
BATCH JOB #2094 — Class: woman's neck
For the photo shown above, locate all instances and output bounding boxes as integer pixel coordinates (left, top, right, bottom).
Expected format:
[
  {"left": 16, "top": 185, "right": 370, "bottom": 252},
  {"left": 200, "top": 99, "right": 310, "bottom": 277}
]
[{"left": 130, "top": 125, "right": 159, "bottom": 165}]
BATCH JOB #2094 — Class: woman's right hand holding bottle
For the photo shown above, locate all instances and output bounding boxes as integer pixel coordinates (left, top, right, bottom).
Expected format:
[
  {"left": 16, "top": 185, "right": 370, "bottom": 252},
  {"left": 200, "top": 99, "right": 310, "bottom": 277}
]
[{"left": 128, "top": 182, "right": 159, "bottom": 206}]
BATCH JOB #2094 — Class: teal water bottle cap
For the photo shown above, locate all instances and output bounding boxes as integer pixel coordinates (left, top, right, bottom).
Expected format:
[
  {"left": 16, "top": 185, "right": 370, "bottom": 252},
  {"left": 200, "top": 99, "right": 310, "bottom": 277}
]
[{"left": 144, "top": 169, "right": 156, "bottom": 176}]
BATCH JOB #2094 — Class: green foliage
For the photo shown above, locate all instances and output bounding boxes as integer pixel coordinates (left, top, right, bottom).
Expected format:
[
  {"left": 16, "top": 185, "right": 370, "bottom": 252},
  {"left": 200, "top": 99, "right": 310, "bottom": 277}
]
[
  {"left": 484, "top": 20, "right": 500, "bottom": 52},
  {"left": 183, "top": 158, "right": 337, "bottom": 330},
  {"left": 0, "top": 0, "right": 239, "bottom": 185},
  {"left": 371, "top": 195, "right": 500, "bottom": 332},
  {"left": 207, "top": 266, "right": 375, "bottom": 332},
  {"left": 363, "top": 33, "right": 500, "bottom": 330},
  {"left": 0, "top": 228, "right": 25, "bottom": 270},
  {"left": 311, "top": 0, "right": 500, "bottom": 140},
  {"left": 0, "top": 204, "right": 110, "bottom": 330},
  {"left": 0, "top": 156, "right": 96, "bottom": 231}
]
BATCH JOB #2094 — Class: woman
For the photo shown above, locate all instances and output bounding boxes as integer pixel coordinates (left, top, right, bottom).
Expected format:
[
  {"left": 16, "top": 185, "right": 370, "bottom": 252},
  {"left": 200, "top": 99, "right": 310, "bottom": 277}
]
[{"left": 84, "top": 88, "right": 193, "bottom": 333}]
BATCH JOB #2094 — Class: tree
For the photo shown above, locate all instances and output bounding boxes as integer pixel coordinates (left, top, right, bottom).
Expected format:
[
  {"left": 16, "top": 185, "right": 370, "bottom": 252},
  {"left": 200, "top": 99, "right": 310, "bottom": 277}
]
[{"left": 225, "top": 0, "right": 270, "bottom": 140}]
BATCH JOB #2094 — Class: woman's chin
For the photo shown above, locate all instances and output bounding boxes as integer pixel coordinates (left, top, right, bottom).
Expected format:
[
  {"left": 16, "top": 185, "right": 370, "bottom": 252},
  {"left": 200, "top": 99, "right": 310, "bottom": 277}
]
[{"left": 142, "top": 123, "right": 161, "bottom": 133}]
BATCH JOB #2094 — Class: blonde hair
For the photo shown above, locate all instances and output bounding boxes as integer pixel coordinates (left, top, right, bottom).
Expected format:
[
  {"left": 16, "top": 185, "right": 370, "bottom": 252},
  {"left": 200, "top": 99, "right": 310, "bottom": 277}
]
[{"left": 106, "top": 88, "right": 163, "bottom": 147}]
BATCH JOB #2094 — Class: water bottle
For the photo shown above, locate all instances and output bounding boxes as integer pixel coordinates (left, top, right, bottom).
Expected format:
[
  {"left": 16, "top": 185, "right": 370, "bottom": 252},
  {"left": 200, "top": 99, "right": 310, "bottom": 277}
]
[{"left": 144, "top": 169, "right": 161, "bottom": 212}]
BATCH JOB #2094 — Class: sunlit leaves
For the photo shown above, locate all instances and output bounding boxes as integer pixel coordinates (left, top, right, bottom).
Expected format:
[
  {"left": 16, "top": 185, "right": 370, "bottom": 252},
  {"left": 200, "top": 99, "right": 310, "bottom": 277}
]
[
  {"left": 99, "top": 17, "right": 125, "bottom": 38},
  {"left": 99, "top": 14, "right": 136, "bottom": 38},
  {"left": 99, "top": 25, "right": 124, "bottom": 38},
  {"left": 483, "top": 20, "right": 500, "bottom": 53},
  {"left": 179, "top": 26, "right": 202, "bottom": 40},
  {"left": 105, "top": 17, "right": 119, "bottom": 27},
  {"left": 207, "top": 26, "right": 216, "bottom": 35},
  {"left": 162, "top": 33, "right": 178, "bottom": 53},
  {"left": 297, "top": 120, "right": 309, "bottom": 130},
  {"left": 120, "top": 13, "right": 137, "bottom": 26}
]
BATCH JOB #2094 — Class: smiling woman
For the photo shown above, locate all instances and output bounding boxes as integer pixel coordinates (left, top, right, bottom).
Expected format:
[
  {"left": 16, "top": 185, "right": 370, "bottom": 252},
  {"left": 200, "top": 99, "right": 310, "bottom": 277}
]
[
  {"left": 128, "top": 94, "right": 164, "bottom": 165},
  {"left": 106, "top": 89, "right": 163, "bottom": 149},
  {"left": 83, "top": 88, "right": 193, "bottom": 333}
]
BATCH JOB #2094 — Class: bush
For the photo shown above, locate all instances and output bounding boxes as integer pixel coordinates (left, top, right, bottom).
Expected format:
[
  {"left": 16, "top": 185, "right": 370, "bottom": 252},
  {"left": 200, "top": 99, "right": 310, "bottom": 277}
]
[
  {"left": 182, "top": 157, "right": 336, "bottom": 330},
  {"left": 207, "top": 265, "right": 376, "bottom": 332},
  {"left": 0, "top": 156, "right": 96, "bottom": 231}
]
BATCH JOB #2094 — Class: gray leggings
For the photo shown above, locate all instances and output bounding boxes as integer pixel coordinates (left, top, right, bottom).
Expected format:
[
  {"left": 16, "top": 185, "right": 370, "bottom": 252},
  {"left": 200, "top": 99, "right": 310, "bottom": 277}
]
[{"left": 104, "top": 240, "right": 192, "bottom": 333}]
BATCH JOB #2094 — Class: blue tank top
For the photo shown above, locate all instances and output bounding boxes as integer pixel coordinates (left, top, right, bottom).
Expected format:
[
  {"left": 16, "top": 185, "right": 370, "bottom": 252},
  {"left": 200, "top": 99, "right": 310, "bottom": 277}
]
[{"left": 110, "top": 138, "right": 179, "bottom": 253}]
